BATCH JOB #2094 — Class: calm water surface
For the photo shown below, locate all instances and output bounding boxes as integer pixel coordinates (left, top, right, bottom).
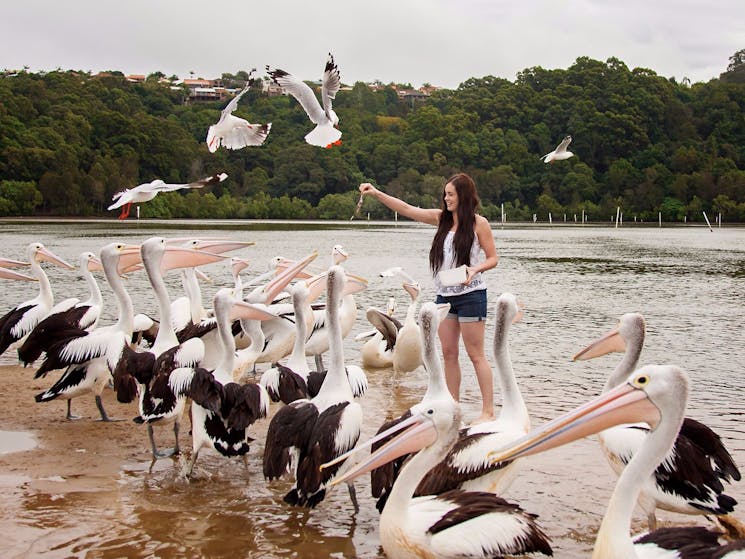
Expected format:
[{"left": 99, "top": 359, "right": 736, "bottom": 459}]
[{"left": 1, "top": 218, "right": 744, "bottom": 558}]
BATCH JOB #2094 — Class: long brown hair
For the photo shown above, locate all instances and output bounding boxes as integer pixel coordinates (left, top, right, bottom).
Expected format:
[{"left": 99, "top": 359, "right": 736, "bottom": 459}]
[{"left": 429, "top": 173, "right": 480, "bottom": 274}]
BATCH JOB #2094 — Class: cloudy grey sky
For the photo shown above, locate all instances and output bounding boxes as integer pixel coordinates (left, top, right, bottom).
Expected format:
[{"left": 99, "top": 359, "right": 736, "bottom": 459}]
[{"left": 3, "top": 0, "right": 744, "bottom": 88}]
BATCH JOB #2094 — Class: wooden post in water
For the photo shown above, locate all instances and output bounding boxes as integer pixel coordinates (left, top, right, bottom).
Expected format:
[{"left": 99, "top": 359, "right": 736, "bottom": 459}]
[
  {"left": 615, "top": 206, "right": 620, "bottom": 228},
  {"left": 702, "top": 211, "right": 713, "bottom": 232},
  {"left": 136, "top": 206, "right": 140, "bottom": 220},
  {"left": 659, "top": 212, "right": 662, "bottom": 227},
  {"left": 718, "top": 212, "right": 722, "bottom": 228},
  {"left": 549, "top": 212, "right": 552, "bottom": 224},
  {"left": 501, "top": 203, "right": 505, "bottom": 225},
  {"left": 582, "top": 209, "right": 585, "bottom": 224}
]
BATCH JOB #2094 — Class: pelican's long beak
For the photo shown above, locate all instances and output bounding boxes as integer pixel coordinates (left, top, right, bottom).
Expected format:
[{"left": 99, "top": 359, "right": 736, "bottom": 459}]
[
  {"left": 262, "top": 250, "right": 318, "bottom": 303},
  {"left": 231, "top": 257, "right": 251, "bottom": 280},
  {"left": 305, "top": 271, "right": 329, "bottom": 302},
  {"left": 487, "top": 380, "right": 660, "bottom": 466},
  {"left": 37, "top": 247, "right": 75, "bottom": 270},
  {"left": 0, "top": 267, "right": 37, "bottom": 281},
  {"left": 274, "top": 257, "right": 315, "bottom": 280},
  {"left": 332, "top": 245, "right": 348, "bottom": 265},
  {"left": 160, "top": 246, "right": 226, "bottom": 274},
  {"left": 323, "top": 412, "right": 437, "bottom": 487},
  {"left": 116, "top": 244, "right": 143, "bottom": 275},
  {"left": 87, "top": 256, "right": 104, "bottom": 273},
  {"left": 403, "top": 282, "right": 420, "bottom": 301},
  {"left": 189, "top": 240, "right": 256, "bottom": 254},
  {"left": 229, "top": 299, "right": 277, "bottom": 322},
  {"left": 0, "top": 257, "right": 30, "bottom": 269},
  {"left": 573, "top": 327, "right": 626, "bottom": 361},
  {"left": 343, "top": 273, "right": 368, "bottom": 296}
]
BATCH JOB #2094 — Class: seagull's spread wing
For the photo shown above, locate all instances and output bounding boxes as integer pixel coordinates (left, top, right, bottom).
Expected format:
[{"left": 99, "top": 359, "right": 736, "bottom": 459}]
[
  {"left": 219, "top": 69, "right": 256, "bottom": 118},
  {"left": 150, "top": 174, "right": 227, "bottom": 193},
  {"left": 321, "top": 53, "right": 341, "bottom": 120},
  {"left": 556, "top": 135, "right": 572, "bottom": 153},
  {"left": 267, "top": 66, "right": 326, "bottom": 124},
  {"left": 220, "top": 84, "right": 251, "bottom": 118}
]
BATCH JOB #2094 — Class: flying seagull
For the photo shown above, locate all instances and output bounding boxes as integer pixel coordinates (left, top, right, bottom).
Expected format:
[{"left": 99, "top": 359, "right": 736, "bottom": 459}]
[
  {"left": 108, "top": 173, "right": 227, "bottom": 219},
  {"left": 206, "top": 69, "right": 271, "bottom": 153},
  {"left": 540, "top": 135, "right": 574, "bottom": 164},
  {"left": 266, "top": 53, "right": 342, "bottom": 148}
]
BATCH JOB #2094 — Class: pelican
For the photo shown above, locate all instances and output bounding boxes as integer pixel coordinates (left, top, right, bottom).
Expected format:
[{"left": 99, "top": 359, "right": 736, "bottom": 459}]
[
  {"left": 487, "top": 364, "right": 745, "bottom": 558},
  {"left": 356, "top": 296, "right": 400, "bottom": 369},
  {"left": 169, "top": 239, "right": 256, "bottom": 369},
  {"left": 540, "top": 135, "right": 573, "bottom": 164},
  {"left": 266, "top": 53, "right": 342, "bottom": 148},
  {"left": 206, "top": 69, "right": 271, "bottom": 152},
  {"left": 114, "top": 238, "right": 237, "bottom": 458},
  {"left": 263, "top": 266, "right": 363, "bottom": 511},
  {"left": 231, "top": 252, "right": 320, "bottom": 380},
  {"left": 260, "top": 274, "right": 326, "bottom": 405},
  {"left": 0, "top": 242, "right": 74, "bottom": 358},
  {"left": 27, "top": 243, "right": 142, "bottom": 420},
  {"left": 107, "top": 173, "right": 227, "bottom": 219},
  {"left": 414, "top": 292, "right": 530, "bottom": 496},
  {"left": 177, "top": 288, "right": 276, "bottom": 477},
  {"left": 18, "top": 251, "right": 104, "bottom": 366},
  {"left": 324, "top": 301, "right": 553, "bottom": 558},
  {"left": 381, "top": 267, "right": 422, "bottom": 375},
  {"left": 574, "top": 313, "right": 740, "bottom": 530}
]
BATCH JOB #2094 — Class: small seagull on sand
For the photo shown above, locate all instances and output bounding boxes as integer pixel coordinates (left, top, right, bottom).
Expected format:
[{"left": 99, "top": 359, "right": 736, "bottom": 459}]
[
  {"left": 206, "top": 69, "right": 271, "bottom": 153},
  {"left": 108, "top": 173, "right": 227, "bottom": 219},
  {"left": 540, "top": 135, "right": 574, "bottom": 164},
  {"left": 266, "top": 53, "right": 342, "bottom": 148}
]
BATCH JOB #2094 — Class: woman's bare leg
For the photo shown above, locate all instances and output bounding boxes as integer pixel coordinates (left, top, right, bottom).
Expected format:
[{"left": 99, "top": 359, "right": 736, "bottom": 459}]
[
  {"left": 461, "top": 320, "right": 495, "bottom": 423},
  {"left": 438, "top": 317, "right": 461, "bottom": 401}
]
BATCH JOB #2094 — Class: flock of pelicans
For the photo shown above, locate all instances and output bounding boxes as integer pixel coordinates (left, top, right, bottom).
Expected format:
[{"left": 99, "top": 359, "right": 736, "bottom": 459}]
[{"left": 0, "top": 237, "right": 744, "bottom": 558}]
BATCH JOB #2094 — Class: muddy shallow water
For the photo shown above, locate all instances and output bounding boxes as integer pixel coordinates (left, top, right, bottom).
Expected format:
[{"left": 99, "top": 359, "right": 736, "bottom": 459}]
[{"left": 0, "top": 219, "right": 743, "bottom": 558}]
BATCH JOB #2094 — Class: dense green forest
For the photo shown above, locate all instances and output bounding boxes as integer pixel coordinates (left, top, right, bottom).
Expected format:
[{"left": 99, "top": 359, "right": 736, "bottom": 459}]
[{"left": 1, "top": 51, "right": 745, "bottom": 222}]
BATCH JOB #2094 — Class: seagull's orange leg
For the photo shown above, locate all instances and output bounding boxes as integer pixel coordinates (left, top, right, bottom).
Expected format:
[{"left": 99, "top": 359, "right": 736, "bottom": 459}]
[{"left": 118, "top": 202, "right": 131, "bottom": 220}]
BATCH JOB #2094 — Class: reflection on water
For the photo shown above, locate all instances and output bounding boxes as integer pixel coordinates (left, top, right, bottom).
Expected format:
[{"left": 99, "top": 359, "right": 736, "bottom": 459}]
[{"left": 1, "top": 219, "right": 744, "bottom": 558}]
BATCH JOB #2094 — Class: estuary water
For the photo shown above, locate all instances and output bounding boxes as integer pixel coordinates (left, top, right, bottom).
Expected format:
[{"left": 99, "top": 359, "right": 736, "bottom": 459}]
[{"left": 0, "top": 218, "right": 743, "bottom": 558}]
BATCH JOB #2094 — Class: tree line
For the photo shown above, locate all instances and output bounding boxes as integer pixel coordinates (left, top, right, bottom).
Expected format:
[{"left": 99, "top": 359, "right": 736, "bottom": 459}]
[{"left": 1, "top": 50, "right": 744, "bottom": 222}]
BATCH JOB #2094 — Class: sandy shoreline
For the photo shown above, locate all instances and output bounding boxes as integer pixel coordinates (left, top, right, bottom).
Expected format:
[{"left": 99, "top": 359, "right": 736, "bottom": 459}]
[{"left": 0, "top": 364, "right": 177, "bottom": 485}]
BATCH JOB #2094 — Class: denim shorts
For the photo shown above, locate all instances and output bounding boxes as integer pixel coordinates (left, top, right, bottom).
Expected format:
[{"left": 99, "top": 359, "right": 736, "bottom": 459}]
[{"left": 435, "top": 289, "right": 487, "bottom": 322}]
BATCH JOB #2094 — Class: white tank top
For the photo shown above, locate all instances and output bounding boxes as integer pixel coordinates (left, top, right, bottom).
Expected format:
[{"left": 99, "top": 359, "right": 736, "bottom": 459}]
[{"left": 433, "top": 230, "right": 486, "bottom": 296}]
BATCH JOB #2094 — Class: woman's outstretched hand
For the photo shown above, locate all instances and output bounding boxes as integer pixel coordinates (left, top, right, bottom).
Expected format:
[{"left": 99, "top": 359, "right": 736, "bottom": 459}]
[{"left": 359, "top": 182, "right": 378, "bottom": 196}]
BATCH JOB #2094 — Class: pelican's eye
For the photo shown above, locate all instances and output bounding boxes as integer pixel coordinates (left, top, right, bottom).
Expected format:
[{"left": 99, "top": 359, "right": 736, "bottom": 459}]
[
  {"left": 632, "top": 374, "right": 649, "bottom": 388},
  {"left": 425, "top": 409, "right": 435, "bottom": 416}
]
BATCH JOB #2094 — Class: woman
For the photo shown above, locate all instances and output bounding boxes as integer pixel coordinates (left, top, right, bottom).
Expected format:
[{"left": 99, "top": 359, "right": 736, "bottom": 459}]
[{"left": 359, "top": 174, "right": 499, "bottom": 424}]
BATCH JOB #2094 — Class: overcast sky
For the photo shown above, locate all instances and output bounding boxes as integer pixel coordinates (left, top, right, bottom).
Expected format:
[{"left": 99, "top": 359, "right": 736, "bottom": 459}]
[{"left": 2, "top": 0, "right": 744, "bottom": 88}]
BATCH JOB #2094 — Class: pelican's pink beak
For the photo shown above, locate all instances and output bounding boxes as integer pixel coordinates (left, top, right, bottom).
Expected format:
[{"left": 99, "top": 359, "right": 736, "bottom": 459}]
[
  {"left": 87, "top": 256, "right": 104, "bottom": 273},
  {"left": 323, "top": 412, "right": 437, "bottom": 487},
  {"left": 274, "top": 257, "right": 315, "bottom": 280},
  {"left": 487, "top": 380, "right": 660, "bottom": 466},
  {"left": 343, "top": 273, "right": 368, "bottom": 296},
  {"left": 0, "top": 257, "right": 30, "bottom": 269},
  {"left": 0, "top": 267, "right": 37, "bottom": 281},
  {"left": 305, "top": 271, "right": 329, "bottom": 302},
  {"left": 116, "top": 245, "right": 143, "bottom": 275},
  {"left": 160, "top": 246, "right": 227, "bottom": 274},
  {"left": 262, "top": 250, "right": 318, "bottom": 304},
  {"left": 403, "top": 282, "right": 420, "bottom": 301},
  {"left": 37, "top": 247, "right": 75, "bottom": 270},
  {"left": 189, "top": 239, "right": 256, "bottom": 254},
  {"left": 231, "top": 257, "right": 251, "bottom": 280},
  {"left": 228, "top": 299, "right": 277, "bottom": 322},
  {"left": 195, "top": 268, "right": 212, "bottom": 283},
  {"left": 573, "top": 327, "right": 626, "bottom": 361}
]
